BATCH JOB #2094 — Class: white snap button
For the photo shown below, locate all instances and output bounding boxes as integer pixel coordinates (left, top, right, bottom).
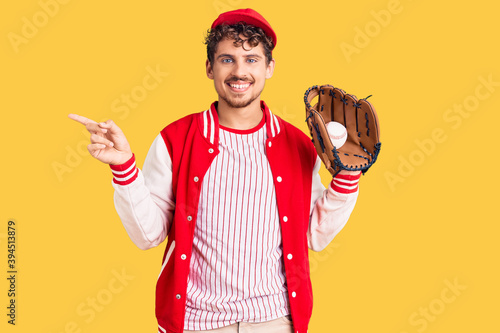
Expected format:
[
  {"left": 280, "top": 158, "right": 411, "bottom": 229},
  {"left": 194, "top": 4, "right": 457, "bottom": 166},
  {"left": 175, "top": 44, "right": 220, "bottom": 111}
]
[
  {"left": 283, "top": 216, "right": 288, "bottom": 222},
  {"left": 268, "top": 142, "right": 272, "bottom": 147},
  {"left": 277, "top": 176, "right": 282, "bottom": 182},
  {"left": 187, "top": 216, "right": 192, "bottom": 221},
  {"left": 181, "top": 254, "right": 187, "bottom": 260},
  {"left": 194, "top": 177, "right": 199, "bottom": 182},
  {"left": 208, "top": 148, "right": 214, "bottom": 153},
  {"left": 176, "top": 294, "right": 181, "bottom": 299},
  {"left": 287, "top": 254, "right": 293, "bottom": 260},
  {"left": 291, "top": 291, "right": 296, "bottom": 298}
]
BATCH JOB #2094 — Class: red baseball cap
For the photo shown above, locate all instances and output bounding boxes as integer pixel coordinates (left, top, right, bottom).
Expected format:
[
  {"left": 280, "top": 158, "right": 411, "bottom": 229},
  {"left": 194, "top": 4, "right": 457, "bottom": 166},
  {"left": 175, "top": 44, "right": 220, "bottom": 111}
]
[{"left": 211, "top": 8, "right": 277, "bottom": 49}]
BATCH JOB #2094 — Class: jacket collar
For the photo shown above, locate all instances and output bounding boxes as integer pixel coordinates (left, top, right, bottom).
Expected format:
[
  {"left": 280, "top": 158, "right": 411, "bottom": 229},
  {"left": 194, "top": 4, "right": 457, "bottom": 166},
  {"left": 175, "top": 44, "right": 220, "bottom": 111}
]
[{"left": 199, "top": 100, "right": 281, "bottom": 145}]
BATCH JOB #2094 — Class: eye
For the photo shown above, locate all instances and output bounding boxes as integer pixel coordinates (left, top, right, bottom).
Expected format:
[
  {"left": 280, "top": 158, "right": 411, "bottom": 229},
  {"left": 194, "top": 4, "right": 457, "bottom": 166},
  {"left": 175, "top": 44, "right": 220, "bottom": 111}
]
[
  {"left": 247, "top": 58, "right": 257, "bottom": 63},
  {"left": 222, "top": 58, "right": 233, "bottom": 63}
]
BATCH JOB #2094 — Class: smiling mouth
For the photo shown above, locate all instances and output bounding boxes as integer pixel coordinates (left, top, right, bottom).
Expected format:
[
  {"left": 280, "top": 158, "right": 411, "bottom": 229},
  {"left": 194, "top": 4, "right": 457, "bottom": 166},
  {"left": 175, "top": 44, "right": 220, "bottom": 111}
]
[
  {"left": 230, "top": 83, "right": 250, "bottom": 89},
  {"left": 227, "top": 81, "right": 252, "bottom": 92}
]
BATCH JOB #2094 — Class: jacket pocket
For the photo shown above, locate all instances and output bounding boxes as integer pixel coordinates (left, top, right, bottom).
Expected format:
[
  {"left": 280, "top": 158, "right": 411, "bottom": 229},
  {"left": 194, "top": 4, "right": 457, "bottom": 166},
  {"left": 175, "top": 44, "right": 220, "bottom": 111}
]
[{"left": 157, "top": 240, "right": 175, "bottom": 280}]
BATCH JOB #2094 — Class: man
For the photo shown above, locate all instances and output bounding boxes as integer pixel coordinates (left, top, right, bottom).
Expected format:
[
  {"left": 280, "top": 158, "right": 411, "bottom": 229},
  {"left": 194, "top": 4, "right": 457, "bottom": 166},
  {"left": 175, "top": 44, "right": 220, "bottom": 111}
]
[{"left": 69, "top": 8, "right": 361, "bottom": 333}]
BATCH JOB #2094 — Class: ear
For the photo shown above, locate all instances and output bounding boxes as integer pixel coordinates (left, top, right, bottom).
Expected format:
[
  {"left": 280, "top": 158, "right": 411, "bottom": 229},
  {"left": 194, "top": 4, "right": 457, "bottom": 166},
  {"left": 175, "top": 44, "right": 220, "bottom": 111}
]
[
  {"left": 265, "top": 58, "right": 275, "bottom": 79},
  {"left": 206, "top": 59, "right": 214, "bottom": 80}
]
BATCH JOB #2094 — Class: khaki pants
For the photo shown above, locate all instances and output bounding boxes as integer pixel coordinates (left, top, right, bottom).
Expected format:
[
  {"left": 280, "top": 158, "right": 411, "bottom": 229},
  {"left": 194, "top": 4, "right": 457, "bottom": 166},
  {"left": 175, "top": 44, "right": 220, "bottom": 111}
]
[{"left": 184, "top": 315, "right": 294, "bottom": 332}]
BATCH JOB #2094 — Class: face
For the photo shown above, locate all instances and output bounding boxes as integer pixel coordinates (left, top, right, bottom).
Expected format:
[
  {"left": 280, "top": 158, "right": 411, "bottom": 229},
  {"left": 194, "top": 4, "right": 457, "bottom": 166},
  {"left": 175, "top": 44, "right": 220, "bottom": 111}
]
[{"left": 206, "top": 37, "right": 275, "bottom": 109}]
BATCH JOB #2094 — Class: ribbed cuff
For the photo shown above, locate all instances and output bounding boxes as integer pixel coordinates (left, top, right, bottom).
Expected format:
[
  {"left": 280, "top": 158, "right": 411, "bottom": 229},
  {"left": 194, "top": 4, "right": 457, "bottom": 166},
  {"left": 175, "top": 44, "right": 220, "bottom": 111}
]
[
  {"left": 331, "top": 172, "right": 361, "bottom": 194},
  {"left": 109, "top": 154, "right": 138, "bottom": 185}
]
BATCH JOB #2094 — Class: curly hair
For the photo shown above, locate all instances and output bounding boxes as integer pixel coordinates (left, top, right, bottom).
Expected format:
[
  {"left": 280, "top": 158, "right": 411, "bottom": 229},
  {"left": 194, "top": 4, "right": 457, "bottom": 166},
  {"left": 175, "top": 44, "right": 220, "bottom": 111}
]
[{"left": 204, "top": 22, "right": 274, "bottom": 66}]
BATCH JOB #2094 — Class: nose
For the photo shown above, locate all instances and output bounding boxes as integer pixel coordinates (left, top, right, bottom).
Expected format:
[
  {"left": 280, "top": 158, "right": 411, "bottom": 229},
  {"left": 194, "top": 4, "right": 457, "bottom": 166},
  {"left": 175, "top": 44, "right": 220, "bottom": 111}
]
[{"left": 231, "top": 59, "right": 247, "bottom": 80}]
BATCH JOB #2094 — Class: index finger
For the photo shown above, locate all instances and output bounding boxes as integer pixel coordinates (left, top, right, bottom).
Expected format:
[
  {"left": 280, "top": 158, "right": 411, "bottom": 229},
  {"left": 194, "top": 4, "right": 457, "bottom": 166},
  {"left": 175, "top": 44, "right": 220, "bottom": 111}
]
[{"left": 68, "top": 113, "right": 97, "bottom": 126}]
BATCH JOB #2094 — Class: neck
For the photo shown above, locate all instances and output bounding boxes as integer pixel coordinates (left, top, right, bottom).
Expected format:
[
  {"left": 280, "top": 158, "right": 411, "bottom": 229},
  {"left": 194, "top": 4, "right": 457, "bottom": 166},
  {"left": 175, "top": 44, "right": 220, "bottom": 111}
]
[{"left": 217, "top": 98, "right": 263, "bottom": 130}]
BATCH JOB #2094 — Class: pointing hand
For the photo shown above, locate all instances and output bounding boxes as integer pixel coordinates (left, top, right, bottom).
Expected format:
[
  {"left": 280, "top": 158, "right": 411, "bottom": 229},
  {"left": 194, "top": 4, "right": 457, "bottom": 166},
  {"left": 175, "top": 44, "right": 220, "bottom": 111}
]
[{"left": 68, "top": 114, "right": 133, "bottom": 165}]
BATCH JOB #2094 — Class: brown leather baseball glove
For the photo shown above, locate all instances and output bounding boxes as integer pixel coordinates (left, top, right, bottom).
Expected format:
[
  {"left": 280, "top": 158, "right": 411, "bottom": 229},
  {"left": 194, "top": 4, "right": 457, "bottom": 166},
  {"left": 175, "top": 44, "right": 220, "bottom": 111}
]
[{"left": 304, "top": 84, "right": 381, "bottom": 177}]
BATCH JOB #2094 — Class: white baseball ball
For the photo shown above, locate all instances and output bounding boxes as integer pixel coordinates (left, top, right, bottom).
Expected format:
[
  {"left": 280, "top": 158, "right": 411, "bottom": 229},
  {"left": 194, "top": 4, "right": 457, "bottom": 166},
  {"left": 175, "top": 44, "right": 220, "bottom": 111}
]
[{"left": 326, "top": 121, "right": 347, "bottom": 149}]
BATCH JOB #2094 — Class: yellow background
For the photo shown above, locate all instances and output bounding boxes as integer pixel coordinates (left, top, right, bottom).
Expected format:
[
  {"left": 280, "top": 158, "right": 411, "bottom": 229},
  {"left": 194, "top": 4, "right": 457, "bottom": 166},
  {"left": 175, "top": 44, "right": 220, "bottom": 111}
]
[{"left": 1, "top": 0, "right": 499, "bottom": 332}]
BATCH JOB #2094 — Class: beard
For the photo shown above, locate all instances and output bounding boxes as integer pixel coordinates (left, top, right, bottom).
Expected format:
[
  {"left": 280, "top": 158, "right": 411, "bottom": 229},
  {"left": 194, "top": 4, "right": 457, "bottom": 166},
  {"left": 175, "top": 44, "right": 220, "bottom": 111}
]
[{"left": 219, "top": 91, "right": 260, "bottom": 108}]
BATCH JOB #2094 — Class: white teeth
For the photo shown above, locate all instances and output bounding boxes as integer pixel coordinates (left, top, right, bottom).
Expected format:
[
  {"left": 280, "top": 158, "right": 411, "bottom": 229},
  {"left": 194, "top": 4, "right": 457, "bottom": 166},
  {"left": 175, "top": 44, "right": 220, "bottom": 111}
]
[{"left": 230, "top": 83, "right": 250, "bottom": 89}]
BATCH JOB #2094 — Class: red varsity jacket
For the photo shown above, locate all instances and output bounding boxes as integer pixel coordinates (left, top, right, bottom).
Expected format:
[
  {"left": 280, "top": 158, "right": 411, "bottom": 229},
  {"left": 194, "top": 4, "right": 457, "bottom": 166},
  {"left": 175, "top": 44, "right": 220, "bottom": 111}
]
[{"left": 109, "top": 101, "right": 360, "bottom": 333}]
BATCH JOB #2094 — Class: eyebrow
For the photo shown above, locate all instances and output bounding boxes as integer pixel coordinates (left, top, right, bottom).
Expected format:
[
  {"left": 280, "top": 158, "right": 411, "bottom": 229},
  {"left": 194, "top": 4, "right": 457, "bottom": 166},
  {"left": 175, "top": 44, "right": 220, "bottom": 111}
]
[{"left": 216, "top": 53, "right": 263, "bottom": 59}]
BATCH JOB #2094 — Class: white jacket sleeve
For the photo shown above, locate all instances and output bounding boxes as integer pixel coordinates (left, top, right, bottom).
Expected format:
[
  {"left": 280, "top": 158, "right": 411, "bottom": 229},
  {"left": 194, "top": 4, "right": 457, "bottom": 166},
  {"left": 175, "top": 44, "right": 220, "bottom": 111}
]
[
  {"left": 110, "top": 134, "right": 175, "bottom": 250},
  {"left": 307, "top": 156, "right": 360, "bottom": 252}
]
